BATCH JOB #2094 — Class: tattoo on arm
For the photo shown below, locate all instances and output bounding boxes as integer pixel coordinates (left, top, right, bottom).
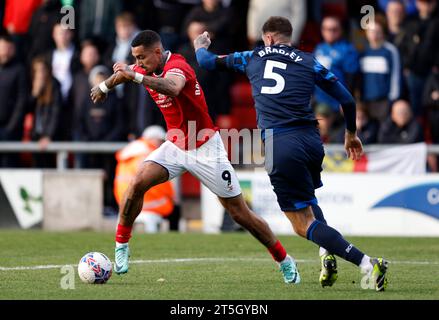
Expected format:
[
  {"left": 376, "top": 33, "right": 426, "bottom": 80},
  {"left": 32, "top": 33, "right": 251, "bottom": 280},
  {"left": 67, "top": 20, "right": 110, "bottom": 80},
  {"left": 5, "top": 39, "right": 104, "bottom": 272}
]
[{"left": 142, "top": 76, "right": 181, "bottom": 97}]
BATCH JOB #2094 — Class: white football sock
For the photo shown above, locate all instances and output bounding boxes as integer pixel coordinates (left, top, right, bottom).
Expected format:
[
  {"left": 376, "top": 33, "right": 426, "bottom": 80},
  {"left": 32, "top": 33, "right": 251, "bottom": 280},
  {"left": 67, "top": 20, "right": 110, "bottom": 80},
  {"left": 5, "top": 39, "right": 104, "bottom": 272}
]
[
  {"left": 116, "top": 242, "right": 128, "bottom": 248},
  {"left": 319, "top": 247, "right": 329, "bottom": 257},
  {"left": 359, "top": 254, "right": 373, "bottom": 273},
  {"left": 279, "top": 254, "right": 291, "bottom": 265}
]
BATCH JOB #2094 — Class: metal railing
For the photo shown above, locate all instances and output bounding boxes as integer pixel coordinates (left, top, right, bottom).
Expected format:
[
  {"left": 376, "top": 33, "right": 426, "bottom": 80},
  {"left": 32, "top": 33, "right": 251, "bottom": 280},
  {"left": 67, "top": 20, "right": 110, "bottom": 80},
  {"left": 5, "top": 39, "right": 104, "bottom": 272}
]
[
  {"left": 0, "top": 142, "right": 438, "bottom": 170},
  {"left": 0, "top": 142, "right": 126, "bottom": 170}
]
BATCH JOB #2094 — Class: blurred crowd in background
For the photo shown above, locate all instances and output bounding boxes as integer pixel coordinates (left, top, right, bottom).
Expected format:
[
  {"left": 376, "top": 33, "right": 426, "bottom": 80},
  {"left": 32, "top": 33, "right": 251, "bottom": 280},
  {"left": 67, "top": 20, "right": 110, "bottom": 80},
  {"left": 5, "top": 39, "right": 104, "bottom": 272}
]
[{"left": 0, "top": 0, "right": 439, "bottom": 212}]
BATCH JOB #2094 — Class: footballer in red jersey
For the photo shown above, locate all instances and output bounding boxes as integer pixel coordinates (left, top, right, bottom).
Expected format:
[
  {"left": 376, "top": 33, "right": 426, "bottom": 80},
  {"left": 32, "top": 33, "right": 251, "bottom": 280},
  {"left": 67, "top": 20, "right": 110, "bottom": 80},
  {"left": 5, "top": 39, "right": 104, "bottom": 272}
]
[
  {"left": 131, "top": 52, "right": 216, "bottom": 150},
  {"left": 90, "top": 30, "right": 298, "bottom": 284}
]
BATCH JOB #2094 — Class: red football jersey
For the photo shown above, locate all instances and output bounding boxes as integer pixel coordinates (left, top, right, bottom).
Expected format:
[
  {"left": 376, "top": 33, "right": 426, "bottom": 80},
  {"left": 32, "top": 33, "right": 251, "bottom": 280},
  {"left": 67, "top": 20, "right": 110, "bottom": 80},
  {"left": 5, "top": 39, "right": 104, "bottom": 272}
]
[{"left": 131, "top": 52, "right": 216, "bottom": 149}]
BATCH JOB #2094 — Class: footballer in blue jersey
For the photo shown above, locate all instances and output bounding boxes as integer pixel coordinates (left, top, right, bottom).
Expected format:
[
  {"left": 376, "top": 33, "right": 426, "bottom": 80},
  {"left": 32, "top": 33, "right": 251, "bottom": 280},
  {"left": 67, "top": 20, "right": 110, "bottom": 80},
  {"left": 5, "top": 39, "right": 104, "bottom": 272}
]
[{"left": 195, "top": 16, "right": 388, "bottom": 291}]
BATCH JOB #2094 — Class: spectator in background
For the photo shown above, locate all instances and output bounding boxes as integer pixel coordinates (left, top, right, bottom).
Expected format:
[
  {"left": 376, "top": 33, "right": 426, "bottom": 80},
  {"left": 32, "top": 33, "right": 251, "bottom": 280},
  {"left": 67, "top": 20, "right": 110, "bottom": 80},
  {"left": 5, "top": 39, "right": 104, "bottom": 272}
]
[
  {"left": 103, "top": 12, "right": 139, "bottom": 69},
  {"left": 314, "top": 16, "right": 359, "bottom": 112},
  {"left": 27, "top": 0, "right": 62, "bottom": 64},
  {"left": 385, "top": 0, "right": 407, "bottom": 45},
  {"left": 73, "top": 40, "right": 101, "bottom": 131},
  {"left": 114, "top": 125, "right": 174, "bottom": 233},
  {"left": 183, "top": 0, "right": 234, "bottom": 53},
  {"left": 2, "top": 0, "right": 42, "bottom": 60},
  {"left": 153, "top": 0, "right": 199, "bottom": 51},
  {"left": 353, "top": 103, "right": 380, "bottom": 144},
  {"left": 78, "top": 66, "right": 123, "bottom": 144},
  {"left": 315, "top": 104, "right": 344, "bottom": 143},
  {"left": 79, "top": 0, "right": 122, "bottom": 44},
  {"left": 398, "top": 0, "right": 439, "bottom": 117},
  {"left": 48, "top": 23, "right": 77, "bottom": 100},
  {"left": 247, "top": 0, "right": 306, "bottom": 47},
  {"left": 180, "top": 0, "right": 233, "bottom": 119},
  {"left": 29, "top": 56, "right": 61, "bottom": 168},
  {"left": 45, "top": 23, "right": 80, "bottom": 140},
  {"left": 78, "top": 65, "right": 123, "bottom": 213},
  {"left": 103, "top": 12, "right": 139, "bottom": 100},
  {"left": 379, "top": 0, "right": 418, "bottom": 16},
  {"left": 72, "top": 40, "right": 101, "bottom": 167},
  {"left": 121, "top": 0, "right": 158, "bottom": 31},
  {"left": 102, "top": 12, "right": 164, "bottom": 140},
  {"left": 359, "top": 19, "right": 402, "bottom": 122},
  {"left": 0, "top": 34, "right": 27, "bottom": 167},
  {"left": 378, "top": 99, "right": 424, "bottom": 143}
]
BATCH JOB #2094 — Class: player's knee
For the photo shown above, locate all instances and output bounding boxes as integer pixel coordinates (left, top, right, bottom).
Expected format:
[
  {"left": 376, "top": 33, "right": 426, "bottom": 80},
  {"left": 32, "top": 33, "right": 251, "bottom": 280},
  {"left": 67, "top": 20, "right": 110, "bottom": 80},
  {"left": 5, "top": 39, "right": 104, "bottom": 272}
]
[
  {"left": 224, "top": 201, "right": 247, "bottom": 224},
  {"left": 287, "top": 208, "right": 314, "bottom": 238},
  {"left": 129, "top": 175, "right": 148, "bottom": 198},
  {"left": 129, "top": 171, "right": 152, "bottom": 197},
  {"left": 227, "top": 204, "right": 243, "bottom": 222},
  {"left": 130, "top": 162, "right": 167, "bottom": 197}
]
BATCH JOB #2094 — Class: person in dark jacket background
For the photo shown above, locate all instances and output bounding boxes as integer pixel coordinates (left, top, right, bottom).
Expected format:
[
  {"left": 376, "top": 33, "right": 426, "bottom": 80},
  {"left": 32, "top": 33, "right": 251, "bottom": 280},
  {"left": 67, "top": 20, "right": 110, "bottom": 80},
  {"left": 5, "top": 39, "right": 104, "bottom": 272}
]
[
  {"left": 398, "top": 0, "right": 439, "bottom": 117},
  {"left": 78, "top": 65, "right": 123, "bottom": 143},
  {"left": 27, "top": 0, "right": 62, "bottom": 65},
  {"left": 179, "top": 0, "right": 234, "bottom": 120},
  {"left": 378, "top": 99, "right": 424, "bottom": 143},
  {"left": 353, "top": 103, "right": 380, "bottom": 144},
  {"left": 0, "top": 34, "right": 28, "bottom": 167},
  {"left": 29, "top": 55, "right": 61, "bottom": 168},
  {"left": 78, "top": 65, "right": 123, "bottom": 213},
  {"left": 43, "top": 23, "right": 81, "bottom": 141}
]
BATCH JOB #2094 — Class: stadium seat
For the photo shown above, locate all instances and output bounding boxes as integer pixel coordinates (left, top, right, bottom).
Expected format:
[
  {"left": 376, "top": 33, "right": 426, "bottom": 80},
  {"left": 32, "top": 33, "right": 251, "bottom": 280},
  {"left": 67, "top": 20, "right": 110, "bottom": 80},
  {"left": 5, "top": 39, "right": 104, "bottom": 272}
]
[
  {"left": 181, "top": 172, "right": 200, "bottom": 197},
  {"left": 230, "top": 76, "right": 254, "bottom": 107},
  {"left": 229, "top": 78, "right": 257, "bottom": 129},
  {"left": 231, "top": 107, "right": 257, "bottom": 129}
]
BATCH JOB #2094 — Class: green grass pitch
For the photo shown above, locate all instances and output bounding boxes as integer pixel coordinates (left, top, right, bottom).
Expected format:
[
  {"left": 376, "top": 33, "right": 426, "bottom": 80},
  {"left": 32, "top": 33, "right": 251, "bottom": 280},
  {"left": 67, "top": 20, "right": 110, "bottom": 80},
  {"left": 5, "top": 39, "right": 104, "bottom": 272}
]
[{"left": 0, "top": 230, "right": 438, "bottom": 300}]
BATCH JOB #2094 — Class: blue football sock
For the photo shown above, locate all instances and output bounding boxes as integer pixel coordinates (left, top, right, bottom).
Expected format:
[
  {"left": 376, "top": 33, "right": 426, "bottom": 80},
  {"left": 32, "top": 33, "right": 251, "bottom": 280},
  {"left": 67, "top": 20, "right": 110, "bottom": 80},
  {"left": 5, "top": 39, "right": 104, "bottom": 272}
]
[
  {"left": 306, "top": 220, "right": 364, "bottom": 266},
  {"left": 311, "top": 204, "right": 327, "bottom": 225}
]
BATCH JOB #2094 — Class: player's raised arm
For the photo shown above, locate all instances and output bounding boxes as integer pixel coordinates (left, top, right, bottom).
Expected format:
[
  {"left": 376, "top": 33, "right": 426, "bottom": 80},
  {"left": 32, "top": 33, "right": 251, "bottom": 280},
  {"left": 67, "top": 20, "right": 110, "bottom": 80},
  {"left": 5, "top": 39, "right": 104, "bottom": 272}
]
[
  {"left": 313, "top": 59, "right": 363, "bottom": 160},
  {"left": 194, "top": 31, "right": 253, "bottom": 73},
  {"left": 90, "top": 70, "right": 130, "bottom": 104}
]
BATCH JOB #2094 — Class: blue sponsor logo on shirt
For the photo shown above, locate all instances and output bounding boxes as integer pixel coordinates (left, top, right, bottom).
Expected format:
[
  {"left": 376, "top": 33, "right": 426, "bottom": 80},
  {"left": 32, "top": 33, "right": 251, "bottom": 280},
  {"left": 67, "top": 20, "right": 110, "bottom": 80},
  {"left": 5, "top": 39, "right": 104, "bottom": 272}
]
[{"left": 371, "top": 183, "right": 439, "bottom": 220}]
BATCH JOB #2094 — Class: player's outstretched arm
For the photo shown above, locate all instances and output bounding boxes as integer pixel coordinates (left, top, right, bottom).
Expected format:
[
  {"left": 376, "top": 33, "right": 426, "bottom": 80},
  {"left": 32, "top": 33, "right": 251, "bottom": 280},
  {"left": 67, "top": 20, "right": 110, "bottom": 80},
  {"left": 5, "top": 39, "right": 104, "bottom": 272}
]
[
  {"left": 113, "top": 63, "right": 186, "bottom": 97},
  {"left": 90, "top": 71, "right": 129, "bottom": 103},
  {"left": 320, "top": 80, "right": 363, "bottom": 160},
  {"left": 323, "top": 81, "right": 363, "bottom": 160},
  {"left": 194, "top": 31, "right": 253, "bottom": 73},
  {"left": 314, "top": 60, "right": 363, "bottom": 160}
]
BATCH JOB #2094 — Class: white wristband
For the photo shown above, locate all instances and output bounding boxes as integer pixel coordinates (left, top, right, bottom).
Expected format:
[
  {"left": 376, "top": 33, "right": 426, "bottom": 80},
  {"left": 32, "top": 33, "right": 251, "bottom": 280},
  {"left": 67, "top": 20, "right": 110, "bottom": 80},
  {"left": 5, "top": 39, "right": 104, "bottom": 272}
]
[
  {"left": 99, "top": 81, "right": 110, "bottom": 94},
  {"left": 133, "top": 72, "right": 144, "bottom": 84}
]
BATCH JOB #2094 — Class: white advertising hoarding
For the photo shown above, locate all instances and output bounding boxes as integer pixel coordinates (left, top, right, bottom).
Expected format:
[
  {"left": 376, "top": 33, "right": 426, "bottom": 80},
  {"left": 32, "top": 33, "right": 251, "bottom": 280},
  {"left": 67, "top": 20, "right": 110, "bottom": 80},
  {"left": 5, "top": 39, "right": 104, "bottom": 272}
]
[
  {"left": 0, "top": 170, "right": 43, "bottom": 229},
  {"left": 201, "top": 171, "right": 439, "bottom": 236}
]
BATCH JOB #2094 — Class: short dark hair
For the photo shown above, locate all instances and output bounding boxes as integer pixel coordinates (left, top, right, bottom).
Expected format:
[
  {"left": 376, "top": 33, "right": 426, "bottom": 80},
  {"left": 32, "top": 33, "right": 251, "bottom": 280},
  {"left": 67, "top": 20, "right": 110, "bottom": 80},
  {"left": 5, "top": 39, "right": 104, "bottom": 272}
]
[
  {"left": 131, "top": 30, "right": 161, "bottom": 48},
  {"left": 0, "top": 33, "right": 13, "bottom": 43},
  {"left": 262, "top": 16, "right": 293, "bottom": 38}
]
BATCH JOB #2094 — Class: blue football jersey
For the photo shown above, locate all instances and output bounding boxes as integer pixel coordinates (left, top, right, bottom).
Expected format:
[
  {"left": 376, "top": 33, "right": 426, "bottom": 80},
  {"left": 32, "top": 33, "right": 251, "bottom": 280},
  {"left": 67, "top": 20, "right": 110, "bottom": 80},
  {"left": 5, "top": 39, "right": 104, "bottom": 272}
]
[
  {"left": 224, "top": 45, "right": 339, "bottom": 130},
  {"left": 196, "top": 45, "right": 356, "bottom": 133}
]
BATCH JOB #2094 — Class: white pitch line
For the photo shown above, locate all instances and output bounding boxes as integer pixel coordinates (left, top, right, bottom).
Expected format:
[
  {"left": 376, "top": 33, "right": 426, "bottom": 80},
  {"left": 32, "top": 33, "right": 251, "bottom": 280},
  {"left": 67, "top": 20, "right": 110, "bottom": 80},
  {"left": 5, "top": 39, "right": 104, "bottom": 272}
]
[
  {"left": 0, "top": 264, "right": 73, "bottom": 271},
  {"left": 0, "top": 257, "right": 438, "bottom": 271}
]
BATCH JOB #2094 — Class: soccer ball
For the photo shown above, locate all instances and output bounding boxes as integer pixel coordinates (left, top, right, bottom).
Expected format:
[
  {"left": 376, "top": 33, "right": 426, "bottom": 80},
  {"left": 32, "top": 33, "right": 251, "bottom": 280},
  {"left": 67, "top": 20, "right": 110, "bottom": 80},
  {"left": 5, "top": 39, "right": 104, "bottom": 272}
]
[{"left": 77, "top": 252, "right": 113, "bottom": 284}]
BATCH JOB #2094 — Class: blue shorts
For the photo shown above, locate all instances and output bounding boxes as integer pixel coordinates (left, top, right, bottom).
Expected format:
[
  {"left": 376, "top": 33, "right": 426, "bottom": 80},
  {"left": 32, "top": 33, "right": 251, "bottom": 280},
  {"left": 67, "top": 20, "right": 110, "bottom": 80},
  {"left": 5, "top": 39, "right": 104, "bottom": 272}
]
[{"left": 263, "top": 125, "right": 324, "bottom": 212}]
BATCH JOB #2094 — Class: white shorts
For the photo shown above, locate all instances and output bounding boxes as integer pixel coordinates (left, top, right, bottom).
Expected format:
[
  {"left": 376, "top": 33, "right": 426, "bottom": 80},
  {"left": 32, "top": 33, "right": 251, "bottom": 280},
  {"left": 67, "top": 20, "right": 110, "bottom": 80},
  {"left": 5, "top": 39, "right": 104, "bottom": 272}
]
[{"left": 145, "top": 132, "right": 241, "bottom": 198}]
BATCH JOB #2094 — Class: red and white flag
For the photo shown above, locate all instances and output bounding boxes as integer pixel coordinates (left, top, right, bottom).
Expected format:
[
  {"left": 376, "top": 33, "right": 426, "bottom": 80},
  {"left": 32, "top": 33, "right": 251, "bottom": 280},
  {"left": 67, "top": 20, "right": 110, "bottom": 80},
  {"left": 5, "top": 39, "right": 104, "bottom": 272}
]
[
  {"left": 355, "top": 143, "right": 427, "bottom": 174},
  {"left": 324, "top": 143, "right": 427, "bottom": 174}
]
